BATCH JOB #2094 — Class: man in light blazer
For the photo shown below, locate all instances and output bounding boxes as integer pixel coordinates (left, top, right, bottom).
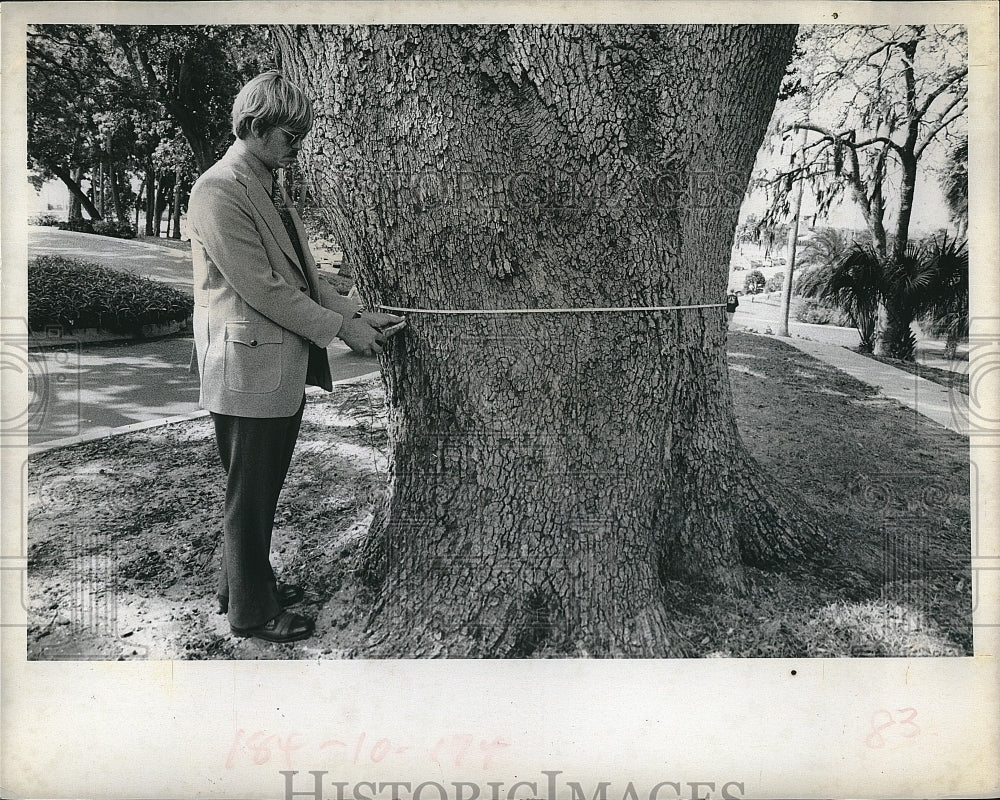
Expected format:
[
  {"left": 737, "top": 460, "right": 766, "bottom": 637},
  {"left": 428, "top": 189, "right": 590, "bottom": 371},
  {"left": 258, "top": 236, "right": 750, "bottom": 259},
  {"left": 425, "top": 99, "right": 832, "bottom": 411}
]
[{"left": 189, "top": 71, "right": 404, "bottom": 644}]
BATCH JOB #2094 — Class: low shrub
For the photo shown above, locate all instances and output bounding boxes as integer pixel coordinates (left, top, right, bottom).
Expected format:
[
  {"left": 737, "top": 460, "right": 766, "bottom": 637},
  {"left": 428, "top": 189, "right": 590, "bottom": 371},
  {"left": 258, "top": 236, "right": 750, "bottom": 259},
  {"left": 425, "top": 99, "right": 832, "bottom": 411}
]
[
  {"left": 30, "top": 213, "right": 61, "bottom": 227},
  {"left": 764, "top": 272, "right": 785, "bottom": 293},
  {"left": 55, "top": 217, "right": 136, "bottom": 239},
  {"left": 92, "top": 218, "right": 137, "bottom": 240},
  {"left": 794, "top": 299, "right": 852, "bottom": 326},
  {"left": 795, "top": 299, "right": 834, "bottom": 324},
  {"left": 28, "top": 255, "right": 193, "bottom": 335},
  {"left": 57, "top": 217, "right": 94, "bottom": 234}
]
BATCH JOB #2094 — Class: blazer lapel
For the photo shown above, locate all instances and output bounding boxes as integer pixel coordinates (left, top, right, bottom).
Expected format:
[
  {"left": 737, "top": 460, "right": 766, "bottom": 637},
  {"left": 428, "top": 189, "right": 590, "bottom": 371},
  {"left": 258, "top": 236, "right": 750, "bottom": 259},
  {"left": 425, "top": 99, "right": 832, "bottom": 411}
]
[
  {"left": 224, "top": 146, "right": 308, "bottom": 278},
  {"left": 245, "top": 178, "right": 308, "bottom": 277}
]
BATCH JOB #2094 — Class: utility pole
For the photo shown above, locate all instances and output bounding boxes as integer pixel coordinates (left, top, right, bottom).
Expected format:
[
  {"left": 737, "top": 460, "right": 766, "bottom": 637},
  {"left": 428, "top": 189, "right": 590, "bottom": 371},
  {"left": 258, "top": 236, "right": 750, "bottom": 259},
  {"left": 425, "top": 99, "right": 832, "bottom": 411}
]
[{"left": 778, "top": 127, "right": 807, "bottom": 338}]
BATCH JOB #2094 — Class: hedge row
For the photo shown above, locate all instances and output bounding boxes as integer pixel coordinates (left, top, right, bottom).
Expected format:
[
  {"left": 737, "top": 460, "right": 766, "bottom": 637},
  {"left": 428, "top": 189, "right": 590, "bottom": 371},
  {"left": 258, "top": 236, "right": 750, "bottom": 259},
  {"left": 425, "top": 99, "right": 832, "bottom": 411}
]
[
  {"left": 28, "top": 255, "right": 193, "bottom": 335},
  {"left": 30, "top": 214, "right": 136, "bottom": 239}
]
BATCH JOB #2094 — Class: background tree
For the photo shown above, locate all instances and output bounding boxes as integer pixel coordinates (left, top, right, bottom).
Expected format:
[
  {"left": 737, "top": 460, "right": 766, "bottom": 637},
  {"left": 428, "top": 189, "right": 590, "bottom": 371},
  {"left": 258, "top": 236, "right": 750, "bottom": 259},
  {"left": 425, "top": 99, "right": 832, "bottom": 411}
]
[
  {"left": 734, "top": 214, "right": 790, "bottom": 261},
  {"left": 757, "top": 24, "right": 967, "bottom": 360},
  {"left": 278, "top": 24, "right": 856, "bottom": 657},
  {"left": 809, "top": 243, "right": 888, "bottom": 354},
  {"left": 794, "top": 228, "right": 857, "bottom": 291},
  {"left": 917, "top": 234, "right": 969, "bottom": 359},
  {"left": 27, "top": 25, "right": 113, "bottom": 221},
  {"left": 744, "top": 269, "right": 767, "bottom": 294},
  {"left": 793, "top": 227, "right": 877, "bottom": 347},
  {"left": 27, "top": 24, "right": 273, "bottom": 229},
  {"left": 939, "top": 137, "right": 968, "bottom": 239},
  {"left": 148, "top": 123, "right": 198, "bottom": 238},
  {"left": 799, "top": 232, "right": 967, "bottom": 357},
  {"left": 104, "top": 25, "right": 273, "bottom": 174}
]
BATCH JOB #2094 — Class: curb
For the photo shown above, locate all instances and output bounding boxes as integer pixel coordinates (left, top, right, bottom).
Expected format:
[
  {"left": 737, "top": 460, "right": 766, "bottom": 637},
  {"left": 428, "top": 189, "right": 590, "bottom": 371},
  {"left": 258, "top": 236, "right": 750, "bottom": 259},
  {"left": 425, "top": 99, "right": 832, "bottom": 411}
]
[
  {"left": 28, "top": 319, "right": 194, "bottom": 349},
  {"left": 28, "top": 408, "right": 212, "bottom": 455},
  {"left": 27, "top": 373, "right": 381, "bottom": 456}
]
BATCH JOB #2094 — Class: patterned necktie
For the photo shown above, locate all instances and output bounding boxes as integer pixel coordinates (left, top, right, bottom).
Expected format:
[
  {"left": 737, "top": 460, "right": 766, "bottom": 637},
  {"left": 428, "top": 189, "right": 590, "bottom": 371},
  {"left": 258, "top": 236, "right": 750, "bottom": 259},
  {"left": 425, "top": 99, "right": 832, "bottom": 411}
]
[
  {"left": 270, "top": 170, "right": 310, "bottom": 275},
  {"left": 270, "top": 171, "right": 299, "bottom": 243}
]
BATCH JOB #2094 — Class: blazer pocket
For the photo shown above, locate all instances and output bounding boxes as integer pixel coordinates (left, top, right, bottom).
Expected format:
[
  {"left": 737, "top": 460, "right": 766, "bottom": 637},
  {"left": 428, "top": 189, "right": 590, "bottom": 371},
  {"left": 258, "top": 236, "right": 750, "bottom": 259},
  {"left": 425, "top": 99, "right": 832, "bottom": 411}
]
[{"left": 223, "top": 321, "right": 283, "bottom": 394}]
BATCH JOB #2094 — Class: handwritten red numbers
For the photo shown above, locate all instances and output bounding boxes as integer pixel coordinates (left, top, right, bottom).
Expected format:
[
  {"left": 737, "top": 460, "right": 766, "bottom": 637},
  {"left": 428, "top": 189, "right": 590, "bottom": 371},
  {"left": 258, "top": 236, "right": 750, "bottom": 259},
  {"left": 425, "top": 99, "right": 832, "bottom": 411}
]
[
  {"left": 226, "top": 729, "right": 305, "bottom": 769},
  {"left": 429, "top": 734, "right": 510, "bottom": 769},
  {"left": 226, "top": 729, "right": 509, "bottom": 770},
  {"left": 866, "top": 708, "right": 920, "bottom": 748},
  {"left": 319, "top": 732, "right": 410, "bottom": 763}
]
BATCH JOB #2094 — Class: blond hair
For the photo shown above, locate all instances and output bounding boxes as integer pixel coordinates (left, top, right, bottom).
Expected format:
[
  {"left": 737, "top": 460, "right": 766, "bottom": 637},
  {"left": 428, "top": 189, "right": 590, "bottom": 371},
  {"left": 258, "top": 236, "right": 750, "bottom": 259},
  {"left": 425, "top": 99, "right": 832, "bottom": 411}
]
[{"left": 231, "top": 70, "right": 314, "bottom": 139}]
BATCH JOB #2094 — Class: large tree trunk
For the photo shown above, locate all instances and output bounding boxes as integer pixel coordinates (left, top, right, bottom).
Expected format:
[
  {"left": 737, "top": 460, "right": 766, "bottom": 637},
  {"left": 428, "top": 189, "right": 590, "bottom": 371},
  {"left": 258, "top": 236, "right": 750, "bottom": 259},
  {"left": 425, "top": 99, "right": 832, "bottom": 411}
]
[
  {"left": 878, "top": 152, "right": 920, "bottom": 360},
  {"left": 879, "top": 303, "right": 917, "bottom": 361},
  {"left": 67, "top": 166, "right": 83, "bottom": 221},
  {"left": 280, "top": 24, "right": 833, "bottom": 657},
  {"left": 52, "top": 164, "right": 101, "bottom": 221}
]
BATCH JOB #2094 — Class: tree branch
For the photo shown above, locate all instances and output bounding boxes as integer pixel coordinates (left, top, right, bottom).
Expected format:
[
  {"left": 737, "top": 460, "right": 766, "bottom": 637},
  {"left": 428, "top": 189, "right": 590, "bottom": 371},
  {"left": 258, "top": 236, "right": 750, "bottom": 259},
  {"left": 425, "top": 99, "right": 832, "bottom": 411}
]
[
  {"left": 791, "top": 122, "right": 906, "bottom": 159},
  {"left": 108, "top": 28, "right": 152, "bottom": 98},
  {"left": 917, "top": 67, "right": 969, "bottom": 118},
  {"left": 915, "top": 102, "right": 968, "bottom": 159}
]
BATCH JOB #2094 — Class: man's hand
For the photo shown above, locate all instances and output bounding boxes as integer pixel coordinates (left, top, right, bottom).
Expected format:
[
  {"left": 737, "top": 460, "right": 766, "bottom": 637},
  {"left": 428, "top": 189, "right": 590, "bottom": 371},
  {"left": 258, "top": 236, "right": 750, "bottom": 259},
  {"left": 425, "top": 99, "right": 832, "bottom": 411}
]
[{"left": 338, "top": 312, "right": 406, "bottom": 356}]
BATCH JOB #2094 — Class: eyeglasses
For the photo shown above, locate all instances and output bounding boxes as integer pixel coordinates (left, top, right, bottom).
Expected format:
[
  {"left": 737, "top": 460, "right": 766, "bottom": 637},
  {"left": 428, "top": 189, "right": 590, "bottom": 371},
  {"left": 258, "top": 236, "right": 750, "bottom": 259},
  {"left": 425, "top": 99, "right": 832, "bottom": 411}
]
[{"left": 276, "top": 126, "right": 308, "bottom": 147}]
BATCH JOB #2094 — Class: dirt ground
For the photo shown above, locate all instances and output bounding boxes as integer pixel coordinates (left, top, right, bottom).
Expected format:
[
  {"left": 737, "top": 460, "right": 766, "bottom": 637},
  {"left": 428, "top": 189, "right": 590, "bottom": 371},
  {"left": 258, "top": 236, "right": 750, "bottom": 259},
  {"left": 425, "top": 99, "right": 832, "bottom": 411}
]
[{"left": 26, "top": 332, "right": 972, "bottom": 659}]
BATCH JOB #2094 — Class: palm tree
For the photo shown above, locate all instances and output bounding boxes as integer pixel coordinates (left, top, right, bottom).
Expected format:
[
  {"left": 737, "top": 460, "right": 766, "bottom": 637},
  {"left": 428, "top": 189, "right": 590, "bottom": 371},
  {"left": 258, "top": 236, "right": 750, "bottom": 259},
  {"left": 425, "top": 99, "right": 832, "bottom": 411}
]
[
  {"left": 940, "top": 139, "right": 968, "bottom": 240},
  {"left": 794, "top": 228, "right": 857, "bottom": 298},
  {"left": 798, "top": 234, "right": 968, "bottom": 360},
  {"left": 819, "top": 243, "right": 884, "bottom": 354},
  {"left": 919, "top": 234, "right": 969, "bottom": 359}
]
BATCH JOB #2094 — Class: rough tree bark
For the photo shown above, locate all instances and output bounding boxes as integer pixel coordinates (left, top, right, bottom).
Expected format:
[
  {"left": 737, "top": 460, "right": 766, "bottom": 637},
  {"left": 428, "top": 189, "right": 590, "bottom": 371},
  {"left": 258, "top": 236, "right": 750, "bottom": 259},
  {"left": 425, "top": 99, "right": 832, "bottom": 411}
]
[
  {"left": 279, "top": 24, "right": 834, "bottom": 657},
  {"left": 795, "top": 29, "right": 967, "bottom": 362}
]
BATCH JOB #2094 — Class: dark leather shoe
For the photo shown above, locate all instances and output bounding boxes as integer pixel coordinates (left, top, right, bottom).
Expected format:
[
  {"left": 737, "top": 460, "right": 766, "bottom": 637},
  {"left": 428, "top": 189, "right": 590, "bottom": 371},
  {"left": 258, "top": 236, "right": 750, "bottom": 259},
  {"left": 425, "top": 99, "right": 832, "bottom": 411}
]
[
  {"left": 231, "top": 610, "right": 315, "bottom": 644},
  {"left": 217, "top": 583, "right": 305, "bottom": 615}
]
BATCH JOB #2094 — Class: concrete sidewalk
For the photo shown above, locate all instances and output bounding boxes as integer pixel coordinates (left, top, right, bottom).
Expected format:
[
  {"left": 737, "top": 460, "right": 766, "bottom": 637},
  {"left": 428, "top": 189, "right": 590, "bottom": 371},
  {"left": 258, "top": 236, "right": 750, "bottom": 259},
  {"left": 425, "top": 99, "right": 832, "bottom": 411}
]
[
  {"left": 27, "top": 336, "right": 383, "bottom": 451},
  {"left": 780, "top": 336, "right": 967, "bottom": 436},
  {"left": 730, "top": 292, "right": 968, "bottom": 435},
  {"left": 29, "top": 328, "right": 968, "bottom": 451}
]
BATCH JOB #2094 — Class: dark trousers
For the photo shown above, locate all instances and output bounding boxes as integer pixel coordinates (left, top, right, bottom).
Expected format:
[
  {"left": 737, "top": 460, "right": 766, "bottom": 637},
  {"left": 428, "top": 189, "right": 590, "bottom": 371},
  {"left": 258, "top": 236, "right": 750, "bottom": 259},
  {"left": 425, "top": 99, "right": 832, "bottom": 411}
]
[{"left": 211, "top": 397, "right": 305, "bottom": 628}]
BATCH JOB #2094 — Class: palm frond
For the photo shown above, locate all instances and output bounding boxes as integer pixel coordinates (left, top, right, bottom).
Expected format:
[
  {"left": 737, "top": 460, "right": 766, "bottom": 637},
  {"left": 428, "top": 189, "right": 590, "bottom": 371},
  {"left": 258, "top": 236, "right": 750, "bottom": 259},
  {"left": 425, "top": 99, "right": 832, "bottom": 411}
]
[{"left": 918, "top": 233, "right": 969, "bottom": 342}]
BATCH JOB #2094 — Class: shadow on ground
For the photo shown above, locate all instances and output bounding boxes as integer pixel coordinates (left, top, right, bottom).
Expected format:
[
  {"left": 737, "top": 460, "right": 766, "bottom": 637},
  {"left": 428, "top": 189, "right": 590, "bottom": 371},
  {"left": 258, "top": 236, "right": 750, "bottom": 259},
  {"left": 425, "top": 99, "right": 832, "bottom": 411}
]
[{"left": 25, "top": 333, "right": 972, "bottom": 659}]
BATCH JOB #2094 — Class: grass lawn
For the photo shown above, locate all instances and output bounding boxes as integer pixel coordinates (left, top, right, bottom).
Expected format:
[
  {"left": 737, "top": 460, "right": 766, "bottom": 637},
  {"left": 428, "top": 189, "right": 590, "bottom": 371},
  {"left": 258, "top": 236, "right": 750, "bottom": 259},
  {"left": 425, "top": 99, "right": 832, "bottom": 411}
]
[{"left": 26, "top": 331, "right": 971, "bottom": 659}]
